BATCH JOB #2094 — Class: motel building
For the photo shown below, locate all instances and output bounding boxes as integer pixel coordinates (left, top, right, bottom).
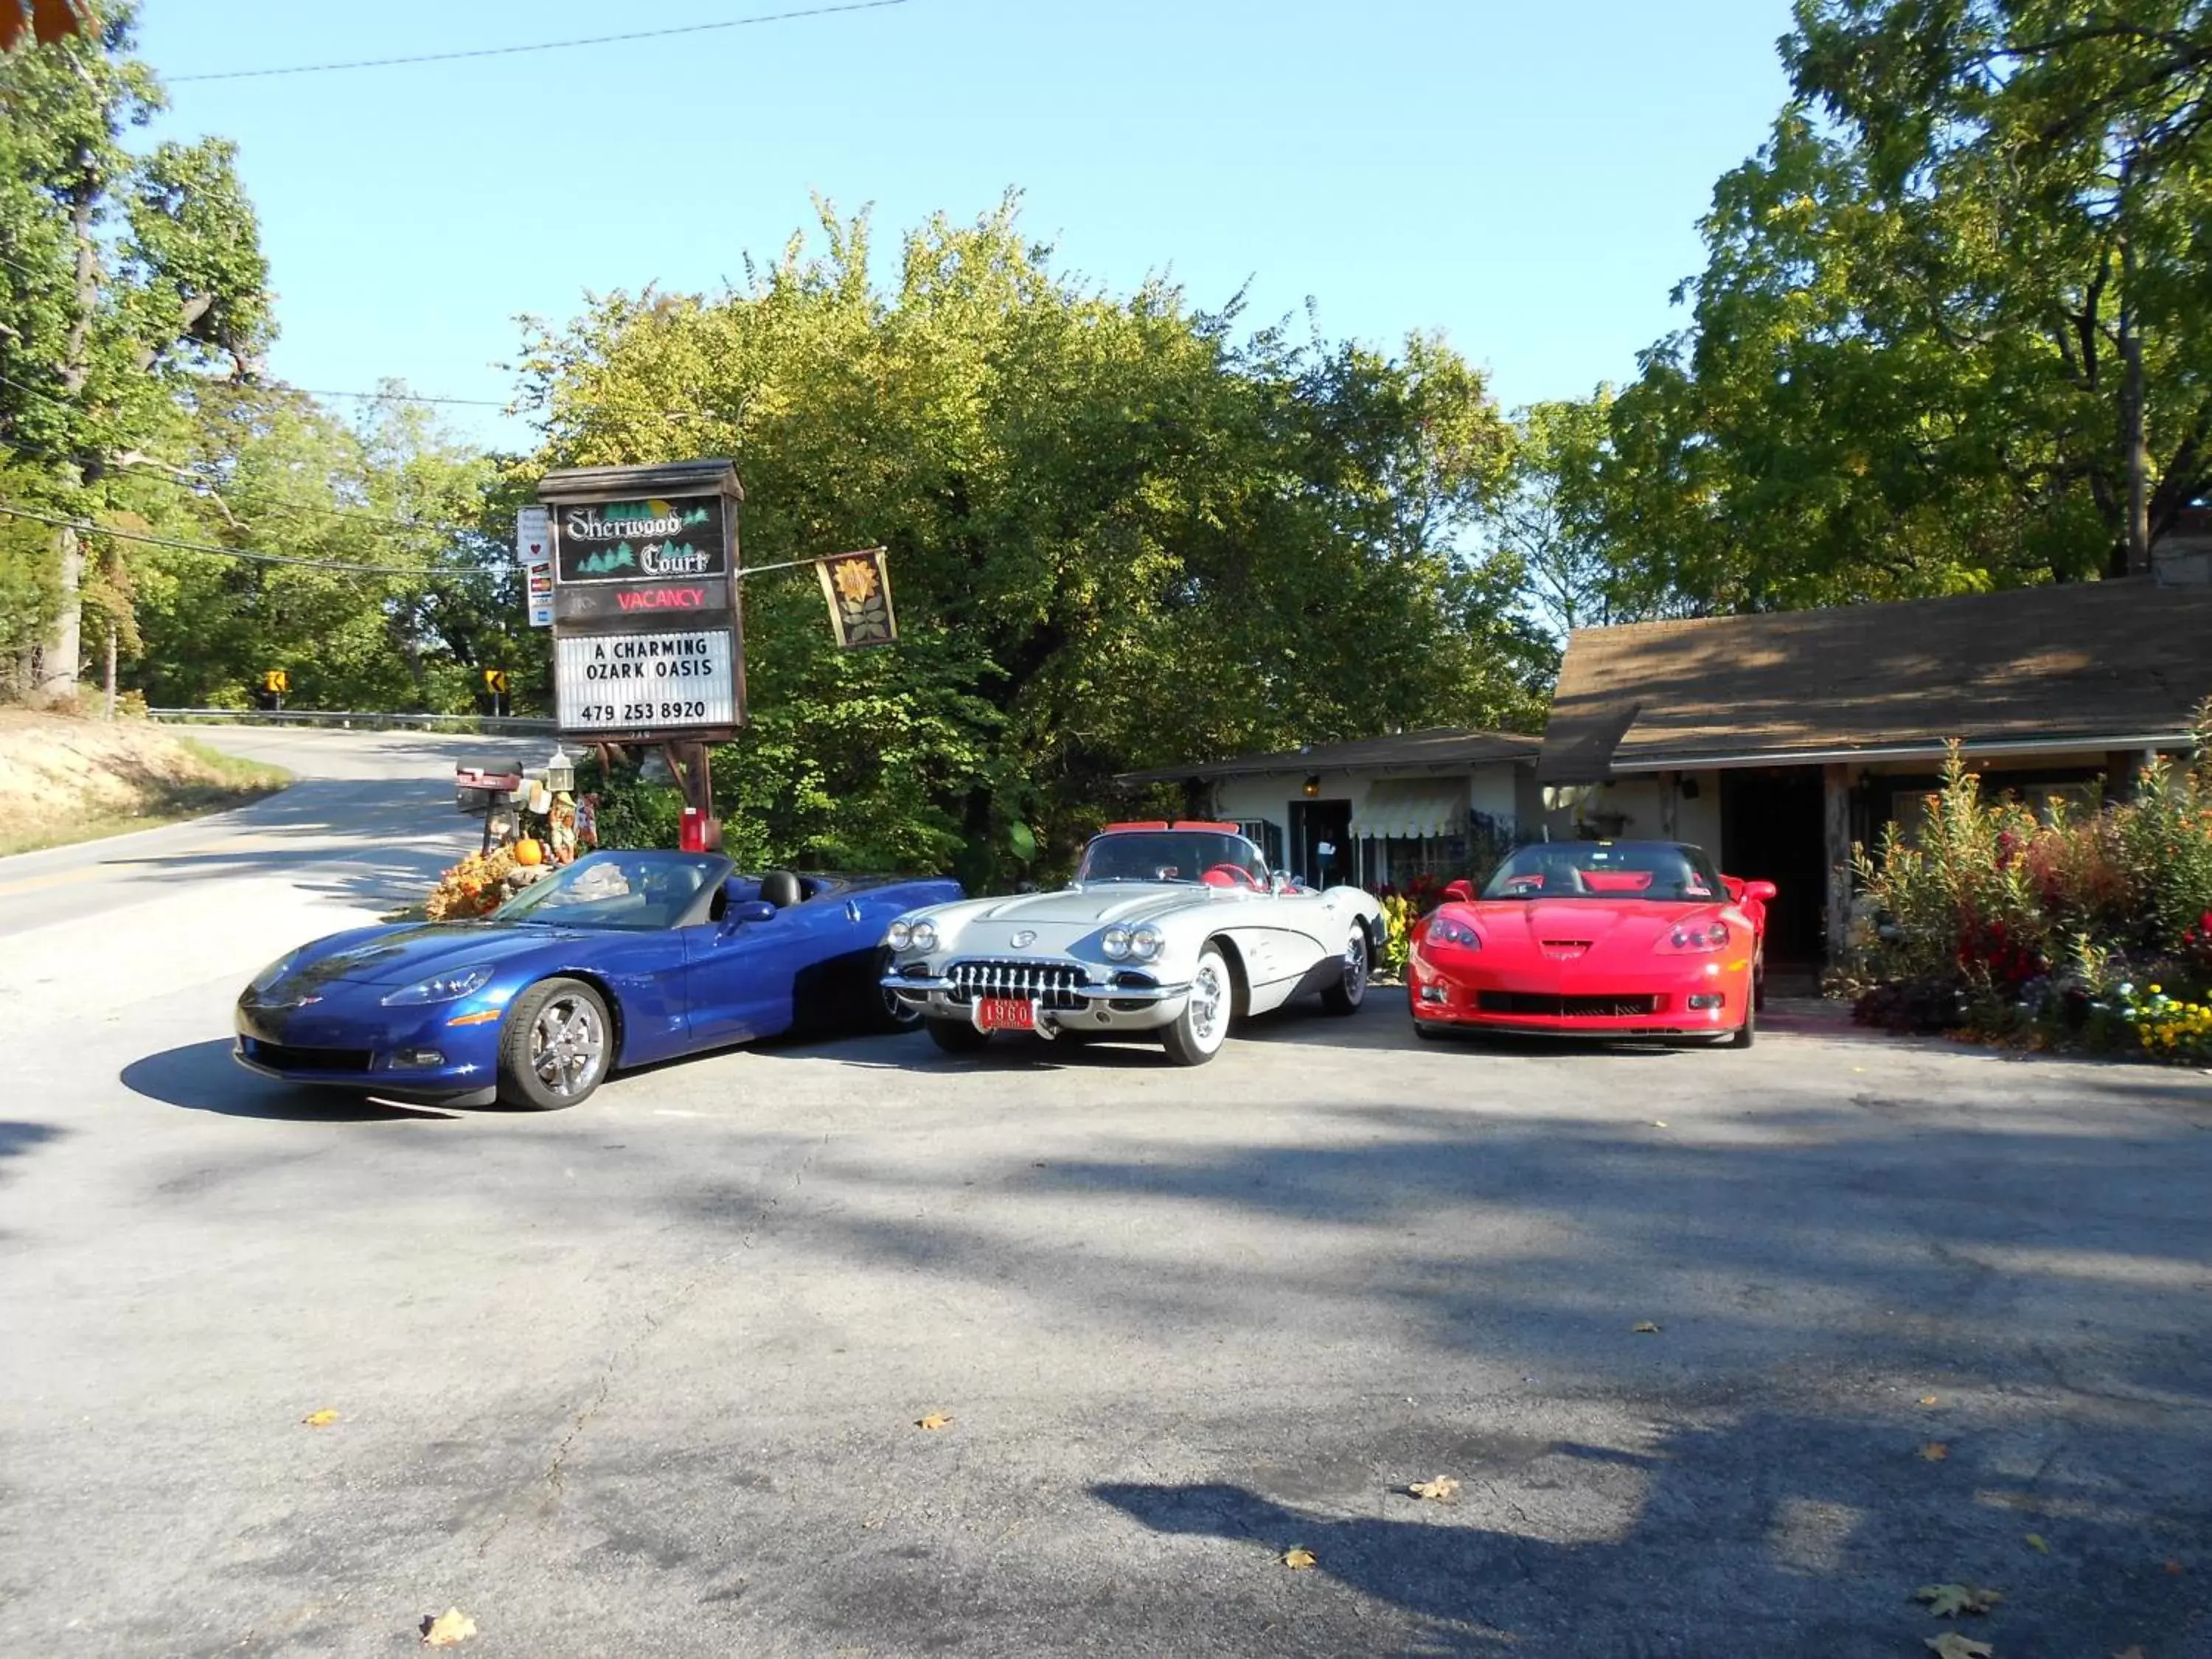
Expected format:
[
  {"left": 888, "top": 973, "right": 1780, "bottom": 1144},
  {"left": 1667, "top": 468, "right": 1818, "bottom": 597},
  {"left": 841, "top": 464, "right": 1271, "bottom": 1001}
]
[{"left": 1124, "top": 568, "right": 2212, "bottom": 980}]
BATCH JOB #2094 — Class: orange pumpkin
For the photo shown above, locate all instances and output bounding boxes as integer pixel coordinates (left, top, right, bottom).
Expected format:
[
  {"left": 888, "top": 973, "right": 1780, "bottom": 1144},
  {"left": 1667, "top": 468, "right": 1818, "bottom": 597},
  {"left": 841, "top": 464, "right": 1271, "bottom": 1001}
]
[{"left": 514, "top": 838, "right": 544, "bottom": 866}]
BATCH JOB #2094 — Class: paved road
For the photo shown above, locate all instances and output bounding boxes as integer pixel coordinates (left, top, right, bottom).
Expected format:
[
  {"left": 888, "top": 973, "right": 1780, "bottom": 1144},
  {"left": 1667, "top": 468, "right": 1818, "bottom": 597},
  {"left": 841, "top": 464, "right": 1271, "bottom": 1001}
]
[{"left": 3, "top": 731, "right": 2210, "bottom": 1658}]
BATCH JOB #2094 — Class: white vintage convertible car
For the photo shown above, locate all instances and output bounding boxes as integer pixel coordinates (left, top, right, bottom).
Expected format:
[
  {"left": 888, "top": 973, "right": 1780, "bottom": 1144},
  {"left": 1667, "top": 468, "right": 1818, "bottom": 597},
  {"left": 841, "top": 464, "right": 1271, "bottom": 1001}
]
[{"left": 879, "top": 821, "right": 1386, "bottom": 1065}]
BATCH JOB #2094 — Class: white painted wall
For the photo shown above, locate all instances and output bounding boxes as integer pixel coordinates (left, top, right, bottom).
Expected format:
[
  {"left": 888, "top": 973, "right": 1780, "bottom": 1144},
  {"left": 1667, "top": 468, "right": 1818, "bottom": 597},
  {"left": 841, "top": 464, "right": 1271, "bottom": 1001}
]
[
  {"left": 1210, "top": 766, "right": 1529, "bottom": 839},
  {"left": 1534, "top": 771, "right": 1722, "bottom": 852}
]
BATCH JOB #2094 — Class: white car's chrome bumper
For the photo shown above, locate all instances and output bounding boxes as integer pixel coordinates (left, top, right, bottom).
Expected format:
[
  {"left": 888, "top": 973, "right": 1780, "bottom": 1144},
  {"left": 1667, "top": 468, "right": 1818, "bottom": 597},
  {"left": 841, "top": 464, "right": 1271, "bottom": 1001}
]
[{"left": 880, "top": 971, "right": 1192, "bottom": 1003}]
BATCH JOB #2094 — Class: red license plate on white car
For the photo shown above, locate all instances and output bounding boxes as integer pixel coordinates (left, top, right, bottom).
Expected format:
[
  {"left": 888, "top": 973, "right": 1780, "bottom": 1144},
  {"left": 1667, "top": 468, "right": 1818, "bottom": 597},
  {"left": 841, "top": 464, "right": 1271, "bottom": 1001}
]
[{"left": 975, "top": 996, "right": 1036, "bottom": 1032}]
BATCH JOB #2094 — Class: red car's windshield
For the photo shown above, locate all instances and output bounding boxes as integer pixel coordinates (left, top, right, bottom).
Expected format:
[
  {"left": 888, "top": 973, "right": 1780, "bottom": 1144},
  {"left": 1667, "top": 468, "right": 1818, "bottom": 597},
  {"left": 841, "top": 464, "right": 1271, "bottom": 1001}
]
[
  {"left": 1480, "top": 841, "right": 1725, "bottom": 901},
  {"left": 1077, "top": 831, "right": 1267, "bottom": 885}
]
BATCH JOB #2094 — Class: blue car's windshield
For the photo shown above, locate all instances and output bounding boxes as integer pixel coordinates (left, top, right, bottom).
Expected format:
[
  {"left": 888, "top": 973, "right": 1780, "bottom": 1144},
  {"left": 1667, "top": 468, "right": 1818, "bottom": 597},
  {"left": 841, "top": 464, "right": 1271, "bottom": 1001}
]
[{"left": 490, "top": 852, "right": 722, "bottom": 931}]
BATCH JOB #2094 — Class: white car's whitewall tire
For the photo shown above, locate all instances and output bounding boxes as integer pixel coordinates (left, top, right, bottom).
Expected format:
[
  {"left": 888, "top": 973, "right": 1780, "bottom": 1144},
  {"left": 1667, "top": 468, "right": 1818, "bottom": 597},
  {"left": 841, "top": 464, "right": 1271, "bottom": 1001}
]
[{"left": 1161, "top": 944, "right": 1233, "bottom": 1066}]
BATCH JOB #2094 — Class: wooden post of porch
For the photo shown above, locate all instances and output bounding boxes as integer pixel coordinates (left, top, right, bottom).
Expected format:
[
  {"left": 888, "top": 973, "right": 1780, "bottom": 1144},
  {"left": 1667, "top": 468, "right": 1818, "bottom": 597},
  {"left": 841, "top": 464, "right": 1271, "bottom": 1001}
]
[{"left": 1823, "top": 763, "right": 1851, "bottom": 963}]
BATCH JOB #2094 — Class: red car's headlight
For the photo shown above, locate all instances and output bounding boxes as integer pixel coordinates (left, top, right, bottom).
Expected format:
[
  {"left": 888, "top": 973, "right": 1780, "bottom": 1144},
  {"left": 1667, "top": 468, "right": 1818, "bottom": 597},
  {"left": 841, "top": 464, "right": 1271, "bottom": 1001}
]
[
  {"left": 1427, "top": 915, "right": 1481, "bottom": 949},
  {"left": 1657, "top": 919, "right": 1730, "bottom": 953}
]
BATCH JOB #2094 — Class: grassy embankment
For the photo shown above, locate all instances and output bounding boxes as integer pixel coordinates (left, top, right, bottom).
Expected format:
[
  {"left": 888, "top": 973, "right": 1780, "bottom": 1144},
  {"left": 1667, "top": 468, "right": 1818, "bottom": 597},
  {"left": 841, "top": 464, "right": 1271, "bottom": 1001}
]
[{"left": 0, "top": 711, "right": 292, "bottom": 856}]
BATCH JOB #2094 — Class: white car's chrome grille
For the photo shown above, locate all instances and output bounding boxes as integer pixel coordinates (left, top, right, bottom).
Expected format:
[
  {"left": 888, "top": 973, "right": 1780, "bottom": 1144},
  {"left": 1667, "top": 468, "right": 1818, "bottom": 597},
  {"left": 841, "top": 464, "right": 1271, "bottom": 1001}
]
[{"left": 946, "top": 959, "right": 1088, "bottom": 1011}]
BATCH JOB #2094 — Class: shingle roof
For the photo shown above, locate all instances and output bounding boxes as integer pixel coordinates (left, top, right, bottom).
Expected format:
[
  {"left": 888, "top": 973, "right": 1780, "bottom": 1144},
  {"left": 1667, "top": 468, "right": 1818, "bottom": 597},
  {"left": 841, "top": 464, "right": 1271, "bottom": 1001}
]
[
  {"left": 1118, "top": 728, "right": 1541, "bottom": 785},
  {"left": 1539, "top": 578, "right": 2212, "bottom": 779}
]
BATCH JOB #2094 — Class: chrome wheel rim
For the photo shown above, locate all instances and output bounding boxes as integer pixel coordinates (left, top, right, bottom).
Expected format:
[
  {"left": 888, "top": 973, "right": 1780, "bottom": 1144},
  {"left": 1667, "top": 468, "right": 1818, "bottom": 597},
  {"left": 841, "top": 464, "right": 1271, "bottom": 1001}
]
[
  {"left": 531, "top": 995, "right": 605, "bottom": 1097},
  {"left": 1342, "top": 933, "right": 1368, "bottom": 1000},
  {"left": 1188, "top": 957, "right": 1228, "bottom": 1050}
]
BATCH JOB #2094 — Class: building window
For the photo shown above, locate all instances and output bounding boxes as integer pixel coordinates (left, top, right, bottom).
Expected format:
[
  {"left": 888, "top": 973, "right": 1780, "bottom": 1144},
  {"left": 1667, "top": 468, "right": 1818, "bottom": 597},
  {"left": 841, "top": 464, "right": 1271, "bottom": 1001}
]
[{"left": 1236, "top": 818, "right": 1284, "bottom": 871}]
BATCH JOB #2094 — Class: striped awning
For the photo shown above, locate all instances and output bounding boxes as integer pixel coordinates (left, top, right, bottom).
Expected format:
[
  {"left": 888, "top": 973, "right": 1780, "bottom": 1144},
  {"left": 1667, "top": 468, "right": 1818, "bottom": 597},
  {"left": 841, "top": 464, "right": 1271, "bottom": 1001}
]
[{"left": 1351, "top": 778, "right": 1466, "bottom": 841}]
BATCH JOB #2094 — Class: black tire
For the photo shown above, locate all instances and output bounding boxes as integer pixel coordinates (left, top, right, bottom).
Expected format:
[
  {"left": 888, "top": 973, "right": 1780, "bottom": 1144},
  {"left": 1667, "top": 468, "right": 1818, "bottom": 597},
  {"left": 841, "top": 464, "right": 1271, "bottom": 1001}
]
[
  {"left": 497, "top": 977, "right": 613, "bottom": 1110},
  {"left": 1161, "top": 944, "right": 1233, "bottom": 1066},
  {"left": 1753, "top": 950, "right": 1768, "bottom": 1012},
  {"left": 1320, "top": 925, "right": 1371, "bottom": 1015},
  {"left": 1729, "top": 1000, "right": 1756, "bottom": 1048},
  {"left": 927, "top": 1018, "right": 992, "bottom": 1054}
]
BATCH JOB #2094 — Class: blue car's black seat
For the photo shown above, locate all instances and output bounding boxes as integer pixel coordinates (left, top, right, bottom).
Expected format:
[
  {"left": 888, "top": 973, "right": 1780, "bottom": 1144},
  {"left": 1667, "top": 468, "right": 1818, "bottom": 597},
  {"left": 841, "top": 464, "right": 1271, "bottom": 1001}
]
[{"left": 760, "top": 870, "right": 803, "bottom": 909}]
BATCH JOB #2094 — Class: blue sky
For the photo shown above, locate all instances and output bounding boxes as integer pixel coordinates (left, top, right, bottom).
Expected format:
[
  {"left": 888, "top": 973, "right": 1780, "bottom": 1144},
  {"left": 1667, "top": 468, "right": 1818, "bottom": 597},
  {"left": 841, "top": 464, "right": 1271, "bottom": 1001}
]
[{"left": 138, "top": 0, "right": 1797, "bottom": 451}]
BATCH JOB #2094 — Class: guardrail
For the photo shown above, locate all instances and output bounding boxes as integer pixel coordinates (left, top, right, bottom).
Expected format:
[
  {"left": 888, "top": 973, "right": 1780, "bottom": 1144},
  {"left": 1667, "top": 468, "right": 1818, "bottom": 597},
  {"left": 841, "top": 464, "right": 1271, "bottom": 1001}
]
[{"left": 147, "top": 707, "right": 557, "bottom": 736}]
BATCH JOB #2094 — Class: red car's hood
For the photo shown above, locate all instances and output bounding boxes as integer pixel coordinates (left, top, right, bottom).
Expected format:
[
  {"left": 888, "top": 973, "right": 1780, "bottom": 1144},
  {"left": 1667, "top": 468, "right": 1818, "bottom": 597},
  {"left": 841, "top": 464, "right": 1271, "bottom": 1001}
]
[{"left": 1461, "top": 897, "right": 1735, "bottom": 956}]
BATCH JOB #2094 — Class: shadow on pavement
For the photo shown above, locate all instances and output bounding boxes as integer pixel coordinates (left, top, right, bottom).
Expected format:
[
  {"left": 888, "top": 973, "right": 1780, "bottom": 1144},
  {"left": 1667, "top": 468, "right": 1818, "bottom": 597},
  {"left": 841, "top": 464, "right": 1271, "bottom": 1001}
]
[
  {"left": 121, "top": 1039, "right": 460, "bottom": 1121},
  {"left": 0, "top": 1119, "right": 63, "bottom": 1175},
  {"left": 1088, "top": 1393, "right": 2211, "bottom": 1655}
]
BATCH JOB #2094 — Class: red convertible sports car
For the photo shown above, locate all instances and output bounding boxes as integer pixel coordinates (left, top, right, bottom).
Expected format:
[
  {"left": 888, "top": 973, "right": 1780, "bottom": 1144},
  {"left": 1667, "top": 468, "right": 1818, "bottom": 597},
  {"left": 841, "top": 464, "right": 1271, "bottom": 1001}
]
[{"left": 1406, "top": 840, "right": 1775, "bottom": 1046}]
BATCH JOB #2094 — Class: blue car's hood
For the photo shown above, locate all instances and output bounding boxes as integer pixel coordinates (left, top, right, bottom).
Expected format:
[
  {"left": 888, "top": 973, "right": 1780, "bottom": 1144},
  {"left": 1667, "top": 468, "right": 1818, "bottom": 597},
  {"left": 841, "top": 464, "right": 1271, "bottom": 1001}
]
[{"left": 266, "top": 921, "right": 608, "bottom": 993}]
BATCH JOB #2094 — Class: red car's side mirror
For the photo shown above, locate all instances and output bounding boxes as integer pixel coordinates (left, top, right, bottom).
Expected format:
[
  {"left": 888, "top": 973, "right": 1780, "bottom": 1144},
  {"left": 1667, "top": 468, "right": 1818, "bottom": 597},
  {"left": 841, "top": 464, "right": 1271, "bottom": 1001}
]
[
  {"left": 1742, "top": 880, "right": 1778, "bottom": 903},
  {"left": 1443, "top": 880, "right": 1475, "bottom": 902}
]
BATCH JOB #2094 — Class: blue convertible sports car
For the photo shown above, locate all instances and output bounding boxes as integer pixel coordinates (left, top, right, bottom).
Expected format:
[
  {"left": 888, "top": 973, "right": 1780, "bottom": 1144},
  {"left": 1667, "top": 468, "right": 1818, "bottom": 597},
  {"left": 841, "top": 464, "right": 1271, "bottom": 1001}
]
[{"left": 234, "top": 850, "right": 962, "bottom": 1109}]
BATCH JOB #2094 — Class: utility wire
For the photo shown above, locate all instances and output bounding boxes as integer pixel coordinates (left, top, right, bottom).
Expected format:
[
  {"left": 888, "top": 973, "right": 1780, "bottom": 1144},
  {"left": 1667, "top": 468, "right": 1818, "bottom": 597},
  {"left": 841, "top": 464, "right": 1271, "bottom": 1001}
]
[
  {"left": 0, "top": 501, "right": 518, "bottom": 579},
  {"left": 169, "top": 0, "right": 911, "bottom": 82},
  {"left": 3, "top": 436, "right": 467, "bottom": 536},
  {"left": 296, "top": 383, "right": 726, "bottom": 424},
  {"left": 1, "top": 433, "right": 494, "bottom": 543}
]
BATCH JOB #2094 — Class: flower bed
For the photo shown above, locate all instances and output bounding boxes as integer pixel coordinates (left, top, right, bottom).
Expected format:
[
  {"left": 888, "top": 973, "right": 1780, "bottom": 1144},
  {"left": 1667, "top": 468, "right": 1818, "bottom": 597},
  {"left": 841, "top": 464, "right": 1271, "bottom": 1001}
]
[{"left": 1843, "top": 713, "right": 2212, "bottom": 1064}]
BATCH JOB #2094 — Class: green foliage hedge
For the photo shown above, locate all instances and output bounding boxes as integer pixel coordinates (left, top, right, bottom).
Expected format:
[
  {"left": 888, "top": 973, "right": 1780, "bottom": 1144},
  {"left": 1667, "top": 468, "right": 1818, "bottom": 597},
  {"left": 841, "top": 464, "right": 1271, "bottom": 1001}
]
[{"left": 1846, "top": 712, "right": 2212, "bottom": 1061}]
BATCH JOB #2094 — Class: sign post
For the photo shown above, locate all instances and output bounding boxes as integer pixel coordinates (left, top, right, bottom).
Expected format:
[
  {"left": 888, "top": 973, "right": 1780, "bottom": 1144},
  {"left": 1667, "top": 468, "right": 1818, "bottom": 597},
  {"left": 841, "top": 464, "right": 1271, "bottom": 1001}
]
[{"left": 536, "top": 459, "right": 745, "bottom": 849}]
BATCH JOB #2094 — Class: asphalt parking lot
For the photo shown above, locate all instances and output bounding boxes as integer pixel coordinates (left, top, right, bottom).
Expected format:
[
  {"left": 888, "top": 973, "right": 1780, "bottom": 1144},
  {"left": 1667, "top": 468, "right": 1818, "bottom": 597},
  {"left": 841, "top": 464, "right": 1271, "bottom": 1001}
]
[{"left": 3, "top": 732, "right": 2210, "bottom": 1657}]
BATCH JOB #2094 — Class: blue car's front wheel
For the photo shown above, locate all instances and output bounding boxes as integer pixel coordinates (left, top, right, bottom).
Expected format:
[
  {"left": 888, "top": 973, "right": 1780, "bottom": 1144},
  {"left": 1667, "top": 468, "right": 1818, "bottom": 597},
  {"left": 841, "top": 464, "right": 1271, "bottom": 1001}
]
[{"left": 498, "top": 977, "right": 612, "bottom": 1110}]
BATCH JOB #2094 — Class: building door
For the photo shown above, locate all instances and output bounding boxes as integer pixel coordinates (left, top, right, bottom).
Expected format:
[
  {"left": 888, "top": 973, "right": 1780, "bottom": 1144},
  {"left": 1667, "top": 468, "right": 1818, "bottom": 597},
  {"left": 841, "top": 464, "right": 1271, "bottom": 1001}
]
[
  {"left": 1719, "top": 768, "right": 1827, "bottom": 967},
  {"left": 1289, "top": 799, "right": 1352, "bottom": 888}
]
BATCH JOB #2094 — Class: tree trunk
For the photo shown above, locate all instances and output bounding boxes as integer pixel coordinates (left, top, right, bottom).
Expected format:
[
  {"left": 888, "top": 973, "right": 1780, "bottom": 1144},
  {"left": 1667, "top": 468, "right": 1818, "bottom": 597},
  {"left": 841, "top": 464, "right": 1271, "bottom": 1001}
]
[
  {"left": 103, "top": 620, "right": 116, "bottom": 721},
  {"left": 37, "top": 521, "right": 83, "bottom": 707},
  {"left": 2119, "top": 215, "right": 2152, "bottom": 577},
  {"left": 42, "top": 154, "right": 101, "bottom": 704}
]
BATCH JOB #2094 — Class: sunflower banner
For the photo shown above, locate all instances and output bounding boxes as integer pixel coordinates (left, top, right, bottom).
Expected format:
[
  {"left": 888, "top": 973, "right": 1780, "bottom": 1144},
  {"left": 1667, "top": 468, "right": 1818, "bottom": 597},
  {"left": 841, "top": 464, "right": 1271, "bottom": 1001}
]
[{"left": 815, "top": 546, "right": 898, "bottom": 649}]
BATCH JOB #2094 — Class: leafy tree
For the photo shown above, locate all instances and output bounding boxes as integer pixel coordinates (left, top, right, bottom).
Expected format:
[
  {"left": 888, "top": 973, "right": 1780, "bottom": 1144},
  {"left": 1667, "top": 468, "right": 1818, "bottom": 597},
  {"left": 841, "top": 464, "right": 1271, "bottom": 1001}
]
[
  {"left": 0, "top": 3, "right": 271, "bottom": 700},
  {"left": 1490, "top": 392, "right": 1624, "bottom": 637},
  {"left": 523, "top": 199, "right": 1544, "bottom": 882},
  {"left": 123, "top": 383, "right": 515, "bottom": 711},
  {"left": 1594, "top": 0, "right": 2212, "bottom": 610}
]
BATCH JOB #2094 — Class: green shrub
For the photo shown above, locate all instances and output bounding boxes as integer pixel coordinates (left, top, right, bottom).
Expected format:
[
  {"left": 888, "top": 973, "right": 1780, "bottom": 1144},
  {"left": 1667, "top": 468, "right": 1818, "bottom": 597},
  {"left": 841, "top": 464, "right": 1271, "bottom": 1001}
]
[{"left": 1850, "top": 707, "right": 2212, "bottom": 1061}]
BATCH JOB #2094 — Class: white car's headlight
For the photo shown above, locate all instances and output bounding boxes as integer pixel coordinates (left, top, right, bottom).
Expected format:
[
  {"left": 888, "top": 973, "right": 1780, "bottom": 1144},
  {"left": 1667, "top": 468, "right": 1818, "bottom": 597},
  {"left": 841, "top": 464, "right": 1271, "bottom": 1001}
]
[
  {"left": 1102, "top": 925, "right": 1132, "bottom": 960},
  {"left": 886, "top": 919, "right": 914, "bottom": 950},
  {"left": 380, "top": 965, "right": 495, "bottom": 1006},
  {"left": 1128, "top": 925, "right": 1164, "bottom": 961},
  {"left": 908, "top": 920, "right": 938, "bottom": 953}
]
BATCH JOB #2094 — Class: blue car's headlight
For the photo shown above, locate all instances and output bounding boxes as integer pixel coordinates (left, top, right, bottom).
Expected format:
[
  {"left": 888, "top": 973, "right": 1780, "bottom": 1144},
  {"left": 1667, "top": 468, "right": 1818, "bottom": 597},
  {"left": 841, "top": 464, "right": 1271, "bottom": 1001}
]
[
  {"left": 248, "top": 949, "right": 304, "bottom": 995},
  {"left": 380, "top": 965, "right": 495, "bottom": 1006}
]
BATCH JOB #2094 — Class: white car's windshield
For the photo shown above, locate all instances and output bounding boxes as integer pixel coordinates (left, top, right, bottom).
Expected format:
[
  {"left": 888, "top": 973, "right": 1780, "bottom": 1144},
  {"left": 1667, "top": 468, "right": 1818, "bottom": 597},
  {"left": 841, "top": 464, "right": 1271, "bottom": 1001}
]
[
  {"left": 1077, "top": 831, "right": 1267, "bottom": 886},
  {"left": 1481, "top": 841, "right": 1725, "bottom": 901}
]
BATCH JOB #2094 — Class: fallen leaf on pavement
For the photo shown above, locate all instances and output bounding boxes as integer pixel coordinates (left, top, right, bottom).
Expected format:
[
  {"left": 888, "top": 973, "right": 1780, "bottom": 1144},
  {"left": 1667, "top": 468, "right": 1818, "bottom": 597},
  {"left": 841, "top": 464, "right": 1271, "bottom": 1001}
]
[
  {"left": 1407, "top": 1477, "right": 1459, "bottom": 1501},
  {"left": 1632, "top": 1321, "right": 1663, "bottom": 1335},
  {"left": 302, "top": 1409, "right": 338, "bottom": 1428},
  {"left": 1919, "top": 1395, "right": 1941, "bottom": 1407},
  {"left": 421, "top": 1607, "right": 476, "bottom": 1646},
  {"left": 914, "top": 1413, "right": 953, "bottom": 1431},
  {"left": 1281, "top": 1546, "right": 1318, "bottom": 1570},
  {"left": 2023, "top": 1532, "right": 2048, "bottom": 1553},
  {"left": 1919, "top": 1441, "right": 1950, "bottom": 1461},
  {"left": 2164, "top": 1559, "right": 2185, "bottom": 1574},
  {"left": 1924, "top": 1636, "right": 1992, "bottom": 1659},
  {"left": 1652, "top": 1120, "right": 1668, "bottom": 1128},
  {"left": 1915, "top": 1583, "right": 2002, "bottom": 1617}
]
